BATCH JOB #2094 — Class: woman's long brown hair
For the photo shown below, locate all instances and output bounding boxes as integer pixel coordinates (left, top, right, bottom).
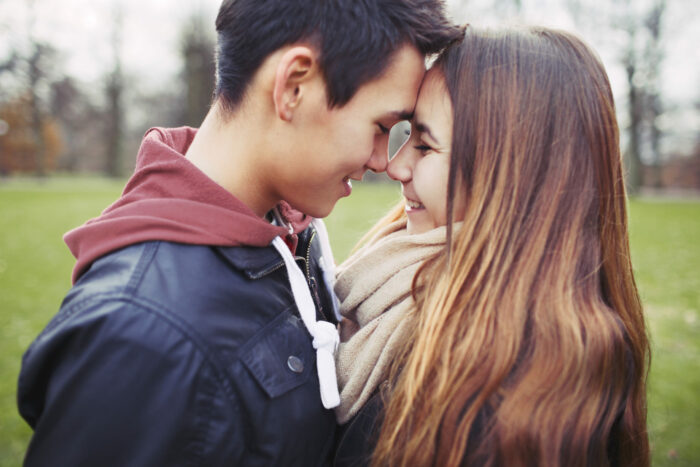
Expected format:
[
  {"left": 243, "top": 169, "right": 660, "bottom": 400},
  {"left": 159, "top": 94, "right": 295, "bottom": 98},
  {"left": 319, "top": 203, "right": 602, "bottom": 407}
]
[{"left": 372, "top": 27, "right": 650, "bottom": 466}]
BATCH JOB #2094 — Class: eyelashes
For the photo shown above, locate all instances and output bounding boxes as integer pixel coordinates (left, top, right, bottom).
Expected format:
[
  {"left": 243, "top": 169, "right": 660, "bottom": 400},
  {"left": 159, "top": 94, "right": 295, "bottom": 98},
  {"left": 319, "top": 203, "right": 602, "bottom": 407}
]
[{"left": 403, "top": 128, "right": 432, "bottom": 153}]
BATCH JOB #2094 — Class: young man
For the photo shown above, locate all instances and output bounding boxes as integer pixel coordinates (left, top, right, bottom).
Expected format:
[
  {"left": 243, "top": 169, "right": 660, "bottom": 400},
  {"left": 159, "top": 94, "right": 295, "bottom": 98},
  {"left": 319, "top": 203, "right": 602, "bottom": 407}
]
[{"left": 17, "top": 1, "right": 461, "bottom": 465}]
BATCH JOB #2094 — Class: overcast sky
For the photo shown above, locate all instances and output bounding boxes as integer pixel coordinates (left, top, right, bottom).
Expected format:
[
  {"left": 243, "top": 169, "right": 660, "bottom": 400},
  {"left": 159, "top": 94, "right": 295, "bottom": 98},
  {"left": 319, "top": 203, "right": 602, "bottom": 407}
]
[
  {"left": 0, "top": 0, "right": 219, "bottom": 92},
  {"left": 1, "top": 0, "right": 698, "bottom": 134}
]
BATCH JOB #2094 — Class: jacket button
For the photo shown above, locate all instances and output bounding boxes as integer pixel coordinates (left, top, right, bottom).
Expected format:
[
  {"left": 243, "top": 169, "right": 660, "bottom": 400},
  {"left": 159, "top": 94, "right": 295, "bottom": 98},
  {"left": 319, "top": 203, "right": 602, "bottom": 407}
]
[{"left": 287, "top": 356, "right": 304, "bottom": 373}]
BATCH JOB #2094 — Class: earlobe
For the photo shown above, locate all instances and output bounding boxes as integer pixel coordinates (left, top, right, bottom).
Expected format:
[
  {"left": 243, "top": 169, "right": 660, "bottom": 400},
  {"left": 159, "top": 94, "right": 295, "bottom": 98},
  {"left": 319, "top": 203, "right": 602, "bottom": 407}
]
[{"left": 273, "top": 46, "right": 316, "bottom": 122}]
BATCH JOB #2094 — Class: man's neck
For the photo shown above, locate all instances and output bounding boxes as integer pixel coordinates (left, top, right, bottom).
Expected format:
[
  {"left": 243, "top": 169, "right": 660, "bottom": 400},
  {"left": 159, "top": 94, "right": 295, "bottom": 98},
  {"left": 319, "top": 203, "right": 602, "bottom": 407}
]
[{"left": 185, "top": 106, "right": 274, "bottom": 218}]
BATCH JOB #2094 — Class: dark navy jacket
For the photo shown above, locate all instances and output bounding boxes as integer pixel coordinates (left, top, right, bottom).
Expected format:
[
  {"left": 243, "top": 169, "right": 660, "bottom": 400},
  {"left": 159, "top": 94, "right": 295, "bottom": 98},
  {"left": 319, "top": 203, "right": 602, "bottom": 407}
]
[{"left": 18, "top": 226, "right": 337, "bottom": 466}]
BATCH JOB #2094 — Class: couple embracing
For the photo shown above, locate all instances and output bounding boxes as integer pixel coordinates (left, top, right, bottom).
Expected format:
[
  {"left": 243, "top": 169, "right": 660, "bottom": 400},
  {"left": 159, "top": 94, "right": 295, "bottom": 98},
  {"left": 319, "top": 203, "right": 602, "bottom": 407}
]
[{"left": 17, "top": 1, "right": 650, "bottom": 466}]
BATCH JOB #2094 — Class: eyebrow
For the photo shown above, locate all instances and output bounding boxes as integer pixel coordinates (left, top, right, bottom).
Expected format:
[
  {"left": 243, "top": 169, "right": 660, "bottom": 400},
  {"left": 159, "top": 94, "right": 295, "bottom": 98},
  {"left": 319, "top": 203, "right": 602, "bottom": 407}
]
[
  {"left": 389, "top": 110, "right": 414, "bottom": 121},
  {"left": 414, "top": 120, "right": 440, "bottom": 146}
]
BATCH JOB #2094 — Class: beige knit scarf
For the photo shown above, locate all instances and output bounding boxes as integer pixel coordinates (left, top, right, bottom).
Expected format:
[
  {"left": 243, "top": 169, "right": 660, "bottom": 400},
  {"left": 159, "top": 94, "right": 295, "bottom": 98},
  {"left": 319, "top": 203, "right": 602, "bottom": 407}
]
[{"left": 334, "top": 217, "right": 447, "bottom": 424}]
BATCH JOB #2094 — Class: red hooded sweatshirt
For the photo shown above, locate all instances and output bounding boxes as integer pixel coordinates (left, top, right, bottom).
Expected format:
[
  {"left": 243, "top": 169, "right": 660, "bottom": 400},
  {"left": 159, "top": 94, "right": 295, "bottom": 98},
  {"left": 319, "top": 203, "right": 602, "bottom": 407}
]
[{"left": 64, "top": 127, "right": 311, "bottom": 284}]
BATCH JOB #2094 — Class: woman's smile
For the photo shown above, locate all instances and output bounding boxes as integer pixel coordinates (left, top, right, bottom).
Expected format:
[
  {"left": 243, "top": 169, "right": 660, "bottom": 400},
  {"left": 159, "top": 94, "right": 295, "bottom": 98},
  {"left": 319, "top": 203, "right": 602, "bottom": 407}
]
[{"left": 404, "top": 197, "right": 425, "bottom": 210}]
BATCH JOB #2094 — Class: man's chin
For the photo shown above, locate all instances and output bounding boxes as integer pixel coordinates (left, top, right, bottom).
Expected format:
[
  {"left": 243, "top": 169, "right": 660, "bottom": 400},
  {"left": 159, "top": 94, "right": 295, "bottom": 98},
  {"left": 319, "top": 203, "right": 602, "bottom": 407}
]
[{"left": 290, "top": 199, "right": 338, "bottom": 220}]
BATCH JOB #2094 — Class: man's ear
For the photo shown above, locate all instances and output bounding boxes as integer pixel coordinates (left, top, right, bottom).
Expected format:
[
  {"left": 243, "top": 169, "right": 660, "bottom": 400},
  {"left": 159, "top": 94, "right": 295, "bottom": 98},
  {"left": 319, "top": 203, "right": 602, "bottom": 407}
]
[{"left": 273, "top": 46, "right": 317, "bottom": 122}]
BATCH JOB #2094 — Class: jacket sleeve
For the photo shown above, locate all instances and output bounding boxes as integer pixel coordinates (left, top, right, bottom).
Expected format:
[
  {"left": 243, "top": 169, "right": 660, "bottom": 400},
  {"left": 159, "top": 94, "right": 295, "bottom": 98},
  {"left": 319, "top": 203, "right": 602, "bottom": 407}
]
[{"left": 17, "top": 297, "right": 245, "bottom": 466}]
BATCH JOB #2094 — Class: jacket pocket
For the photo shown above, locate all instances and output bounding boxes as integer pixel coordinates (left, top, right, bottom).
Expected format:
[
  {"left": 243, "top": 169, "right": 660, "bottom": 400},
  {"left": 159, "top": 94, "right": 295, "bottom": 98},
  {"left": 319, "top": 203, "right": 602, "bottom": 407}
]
[{"left": 239, "top": 310, "right": 314, "bottom": 398}]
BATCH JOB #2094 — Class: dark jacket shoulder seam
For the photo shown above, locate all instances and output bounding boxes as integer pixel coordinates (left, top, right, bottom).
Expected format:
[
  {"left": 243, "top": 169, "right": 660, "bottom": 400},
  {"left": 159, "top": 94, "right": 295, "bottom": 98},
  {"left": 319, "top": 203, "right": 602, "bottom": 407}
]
[
  {"left": 36, "top": 242, "right": 159, "bottom": 340},
  {"left": 38, "top": 291, "right": 239, "bottom": 406},
  {"left": 125, "top": 241, "right": 160, "bottom": 293}
]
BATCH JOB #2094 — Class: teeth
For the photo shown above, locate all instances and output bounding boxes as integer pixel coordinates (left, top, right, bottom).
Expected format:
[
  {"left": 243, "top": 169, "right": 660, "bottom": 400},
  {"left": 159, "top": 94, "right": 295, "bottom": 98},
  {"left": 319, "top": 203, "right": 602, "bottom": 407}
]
[{"left": 406, "top": 199, "right": 423, "bottom": 209}]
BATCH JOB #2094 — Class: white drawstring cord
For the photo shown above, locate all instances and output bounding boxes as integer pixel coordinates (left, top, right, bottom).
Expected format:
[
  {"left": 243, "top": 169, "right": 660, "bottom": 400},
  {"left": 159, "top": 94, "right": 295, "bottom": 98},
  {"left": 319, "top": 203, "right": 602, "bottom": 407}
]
[
  {"left": 271, "top": 236, "right": 340, "bottom": 409},
  {"left": 310, "top": 219, "right": 342, "bottom": 322}
]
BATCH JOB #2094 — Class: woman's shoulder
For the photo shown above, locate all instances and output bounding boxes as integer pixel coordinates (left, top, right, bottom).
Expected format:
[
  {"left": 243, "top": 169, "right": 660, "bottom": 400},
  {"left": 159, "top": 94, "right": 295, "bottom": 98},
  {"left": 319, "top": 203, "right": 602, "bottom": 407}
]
[{"left": 333, "top": 391, "right": 385, "bottom": 467}]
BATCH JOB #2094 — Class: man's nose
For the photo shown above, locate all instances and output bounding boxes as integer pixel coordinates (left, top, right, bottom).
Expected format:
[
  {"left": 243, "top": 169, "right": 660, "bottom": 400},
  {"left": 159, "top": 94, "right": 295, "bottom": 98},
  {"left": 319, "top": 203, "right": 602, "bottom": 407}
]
[{"left": 365, "top": 145, "right": 389, "bottom": 174}]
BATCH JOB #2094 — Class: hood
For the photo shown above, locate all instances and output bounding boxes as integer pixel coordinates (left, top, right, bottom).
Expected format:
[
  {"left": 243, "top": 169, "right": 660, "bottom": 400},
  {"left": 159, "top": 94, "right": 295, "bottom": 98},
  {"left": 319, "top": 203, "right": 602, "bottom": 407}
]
[{"left": 65, "top": 126, "right": 311, "bottom": 283}]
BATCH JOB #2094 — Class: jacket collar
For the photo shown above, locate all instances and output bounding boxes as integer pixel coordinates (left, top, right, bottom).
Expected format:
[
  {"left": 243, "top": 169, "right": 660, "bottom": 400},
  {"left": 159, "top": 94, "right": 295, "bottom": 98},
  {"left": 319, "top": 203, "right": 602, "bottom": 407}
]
[
  {"left": 216, "top": 246, "right": 284, "bottom": 280},
  {"left": 217, "top": 244, "right": 310, "bottom": 280},
  {"left": 217, "top": 226, "right": 314, "bottom": 279}
]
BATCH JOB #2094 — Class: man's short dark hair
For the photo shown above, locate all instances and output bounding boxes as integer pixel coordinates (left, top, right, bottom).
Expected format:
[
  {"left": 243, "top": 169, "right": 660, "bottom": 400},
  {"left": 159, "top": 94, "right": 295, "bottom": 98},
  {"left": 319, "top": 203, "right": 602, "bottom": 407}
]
[{"left": 214, "top": 0, "right": 463, "bottom": 112}]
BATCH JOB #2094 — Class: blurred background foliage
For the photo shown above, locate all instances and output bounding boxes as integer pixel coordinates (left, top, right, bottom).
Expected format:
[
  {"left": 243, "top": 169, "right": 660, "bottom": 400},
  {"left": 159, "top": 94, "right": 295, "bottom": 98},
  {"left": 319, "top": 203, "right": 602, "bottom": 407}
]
[
  {"left": 0, "top": 0, "right": 697, "bottom": 189},
  {"left": 0, "top": 1, "right": 217, "bottom": 178}
]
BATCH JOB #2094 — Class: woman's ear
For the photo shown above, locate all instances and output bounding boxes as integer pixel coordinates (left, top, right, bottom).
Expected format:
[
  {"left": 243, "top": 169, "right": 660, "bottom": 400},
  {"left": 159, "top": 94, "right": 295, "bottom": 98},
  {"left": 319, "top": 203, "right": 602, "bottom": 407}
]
[{"left": 273, "top": 46, "right": 317, "bottom": 122}]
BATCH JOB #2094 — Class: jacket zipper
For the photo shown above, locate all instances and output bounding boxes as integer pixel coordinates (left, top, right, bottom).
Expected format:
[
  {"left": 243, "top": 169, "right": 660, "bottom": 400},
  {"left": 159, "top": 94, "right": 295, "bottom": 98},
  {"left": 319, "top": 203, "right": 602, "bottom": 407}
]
[
  {"left": 304, "top": 230, "right": 317, "bottom": 281},
  {"left": 251, "top": 228, "right": 329, "bottom": 320},
  {"left": 303, "top": 229, "right": 331, "bottom": 321}
]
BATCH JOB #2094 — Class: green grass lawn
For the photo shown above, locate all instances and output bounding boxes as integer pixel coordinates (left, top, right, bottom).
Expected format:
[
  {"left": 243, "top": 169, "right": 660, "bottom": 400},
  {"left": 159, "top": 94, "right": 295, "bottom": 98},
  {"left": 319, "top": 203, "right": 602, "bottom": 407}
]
[
  {"left": 0, "top": 177, "right": 698, "bottom": 466},
  {"left": 628, "top": 200, "right": 700, "bottom": 466}
]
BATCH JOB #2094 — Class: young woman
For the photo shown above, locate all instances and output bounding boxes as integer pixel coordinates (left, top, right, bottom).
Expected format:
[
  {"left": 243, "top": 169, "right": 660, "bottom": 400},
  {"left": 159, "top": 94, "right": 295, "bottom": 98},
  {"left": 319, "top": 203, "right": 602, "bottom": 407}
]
[{"left": 333, "top": 26, "right": 650, "bottom": 466}]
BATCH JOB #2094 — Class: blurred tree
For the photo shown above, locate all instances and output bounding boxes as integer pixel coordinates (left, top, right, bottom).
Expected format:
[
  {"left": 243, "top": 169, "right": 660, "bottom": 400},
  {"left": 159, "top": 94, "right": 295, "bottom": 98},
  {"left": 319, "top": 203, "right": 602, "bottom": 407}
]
[
  {"left": 566, "top": 0, "right": 668, "bottom": 193},
  {"left": 0, "top": 0, "right": 66, "bottom": 176},
  {"left": 0, "top": 38, "right": 20, "bottom": 105},
  {"left": 26, "top": 42, "right": 55, "bottom": 177},
  {"left": 0, "top": 95, "right": 32, "bottom": 175},
  {"left": 50, "top": 77, "right": 103, "bottom": 172},
  {"left": 179, "top": 12, "right": 216, "bottom": 127},
  {"left": 621, "top": 0, "right": 667, "bottom": 192},
  {"left": 104, "top": 4, "right": 125, "bottom": 178},
  {"left": 643, "top": 1, "right": 666, "bottom": 188},
  {"left": 0, "top": 52, "right": 18, "bottom": 79},
  {"left": 621, "top": 17, "right": 644, "bottom": 193},
  {"left": 104, "top": 69, "right": 124, "bottom": 177},
  {"left": 0, "top": 93, "right": 62, "bottom": 174}
]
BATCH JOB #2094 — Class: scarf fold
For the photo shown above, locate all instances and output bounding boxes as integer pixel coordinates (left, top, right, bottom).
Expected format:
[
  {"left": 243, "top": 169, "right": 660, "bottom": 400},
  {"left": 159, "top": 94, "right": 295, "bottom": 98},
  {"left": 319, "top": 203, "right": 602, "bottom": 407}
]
[{"left": 334, "top": 218, "right": 447, "bottom": 424}]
